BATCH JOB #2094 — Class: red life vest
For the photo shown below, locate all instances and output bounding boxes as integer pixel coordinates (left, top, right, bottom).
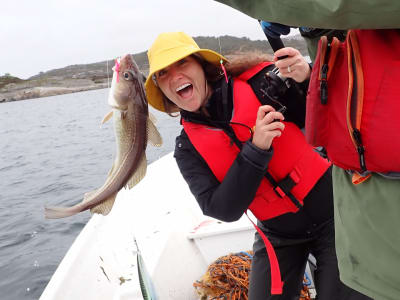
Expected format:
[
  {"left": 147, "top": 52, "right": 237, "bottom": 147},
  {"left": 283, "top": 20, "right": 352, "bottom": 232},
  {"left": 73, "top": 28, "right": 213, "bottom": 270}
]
[
  {"left": 306, "top": 29, "right": 400, "bottom": 174},
  {"left": 183, "top": 62, "right": 331, "bottom": 221}
]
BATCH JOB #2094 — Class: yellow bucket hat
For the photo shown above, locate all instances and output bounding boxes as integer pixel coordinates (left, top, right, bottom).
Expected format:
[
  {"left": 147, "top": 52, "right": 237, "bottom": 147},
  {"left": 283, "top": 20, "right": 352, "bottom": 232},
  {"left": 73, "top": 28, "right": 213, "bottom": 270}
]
[{"left": 145, "top": 31, "right": 228, "bottom": 112}]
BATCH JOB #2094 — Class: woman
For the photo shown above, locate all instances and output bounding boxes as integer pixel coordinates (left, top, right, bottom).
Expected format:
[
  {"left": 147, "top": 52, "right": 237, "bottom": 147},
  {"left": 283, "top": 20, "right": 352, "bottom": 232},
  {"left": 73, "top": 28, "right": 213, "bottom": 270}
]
[{"left": 144, "top": 32, "right": 370, "bottom": 300}]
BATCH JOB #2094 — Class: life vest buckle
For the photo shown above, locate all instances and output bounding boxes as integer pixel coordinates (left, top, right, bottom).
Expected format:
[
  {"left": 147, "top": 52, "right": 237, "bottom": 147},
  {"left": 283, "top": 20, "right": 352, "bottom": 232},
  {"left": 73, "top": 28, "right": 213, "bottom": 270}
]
[
  {"left": 273, "top": 172, "right": 299, "bottom": 199},
  {"left": 271, "top": 171, "right": 303, "bottom": 209}
]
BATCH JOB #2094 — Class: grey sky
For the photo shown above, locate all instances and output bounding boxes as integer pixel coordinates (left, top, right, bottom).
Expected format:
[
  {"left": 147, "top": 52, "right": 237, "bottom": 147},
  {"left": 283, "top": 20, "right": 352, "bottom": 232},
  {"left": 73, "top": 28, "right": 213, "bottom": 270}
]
[{"left": 1, "top": 0, "right": 285, "bottom": 79}]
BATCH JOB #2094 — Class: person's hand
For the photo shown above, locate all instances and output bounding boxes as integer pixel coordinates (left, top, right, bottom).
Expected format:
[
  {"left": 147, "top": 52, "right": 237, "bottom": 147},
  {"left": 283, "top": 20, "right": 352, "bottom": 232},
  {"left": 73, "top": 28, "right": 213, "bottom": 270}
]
[
  {"left": 273, "top": 47, "right": 311, "bottom": 83},
  {"left": 260, "top": 21, "right": 291, "bottom": 38},
  {"left": 252, "top": 105, "right": 285, "bottom": 151}
]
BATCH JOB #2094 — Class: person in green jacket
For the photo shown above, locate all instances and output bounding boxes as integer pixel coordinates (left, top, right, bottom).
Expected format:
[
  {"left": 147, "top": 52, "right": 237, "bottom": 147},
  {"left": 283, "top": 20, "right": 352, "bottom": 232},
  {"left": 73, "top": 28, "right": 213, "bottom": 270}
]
[{"left": 212, "top": 2, "right": 400, "bottom": 300}]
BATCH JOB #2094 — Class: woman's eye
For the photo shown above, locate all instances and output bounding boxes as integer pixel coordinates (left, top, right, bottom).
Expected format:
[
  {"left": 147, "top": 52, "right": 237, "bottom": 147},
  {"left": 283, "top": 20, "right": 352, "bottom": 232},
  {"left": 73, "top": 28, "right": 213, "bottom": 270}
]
[{"left": 157, "top": 70, "right": 166, "bottom": 78}]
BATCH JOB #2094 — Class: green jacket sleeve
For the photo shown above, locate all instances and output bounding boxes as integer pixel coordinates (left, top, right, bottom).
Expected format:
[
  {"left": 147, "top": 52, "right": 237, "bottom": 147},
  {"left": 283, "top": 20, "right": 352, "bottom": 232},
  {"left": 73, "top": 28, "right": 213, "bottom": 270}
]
[{"left": 215, "top": 0, "right": 400, "bottom": 29}]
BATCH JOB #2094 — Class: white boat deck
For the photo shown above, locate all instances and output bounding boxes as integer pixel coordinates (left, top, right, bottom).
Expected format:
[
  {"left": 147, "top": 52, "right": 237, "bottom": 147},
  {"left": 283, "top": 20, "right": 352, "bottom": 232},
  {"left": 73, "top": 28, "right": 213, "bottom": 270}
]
[{"left": 40, "top": 153, "right": 257, "bottom": 300}]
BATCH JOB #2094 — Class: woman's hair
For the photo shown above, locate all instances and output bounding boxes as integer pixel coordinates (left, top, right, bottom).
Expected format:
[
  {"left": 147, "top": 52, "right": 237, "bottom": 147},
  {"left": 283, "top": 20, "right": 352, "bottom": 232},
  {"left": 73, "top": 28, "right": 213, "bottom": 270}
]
[{"left": 161, "top": 51, "right": 274, "bottom": 116}]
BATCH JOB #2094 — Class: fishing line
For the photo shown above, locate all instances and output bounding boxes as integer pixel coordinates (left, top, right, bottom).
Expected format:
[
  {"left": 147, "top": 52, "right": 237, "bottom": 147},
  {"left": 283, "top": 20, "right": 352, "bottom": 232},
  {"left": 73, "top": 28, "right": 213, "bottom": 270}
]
[
  {"left": 218, "top": 36, "right": 228, "bottom": 83},
  {"left": 106, "top": 59, "right": 110, "bottom": 89}
]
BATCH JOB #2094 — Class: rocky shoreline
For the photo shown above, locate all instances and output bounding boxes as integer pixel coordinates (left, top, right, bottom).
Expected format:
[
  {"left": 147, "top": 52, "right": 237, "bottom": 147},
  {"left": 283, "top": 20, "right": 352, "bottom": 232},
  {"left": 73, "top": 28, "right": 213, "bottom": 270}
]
[{"left": 0, "top": 83, "right": 109, "bottom": 103}]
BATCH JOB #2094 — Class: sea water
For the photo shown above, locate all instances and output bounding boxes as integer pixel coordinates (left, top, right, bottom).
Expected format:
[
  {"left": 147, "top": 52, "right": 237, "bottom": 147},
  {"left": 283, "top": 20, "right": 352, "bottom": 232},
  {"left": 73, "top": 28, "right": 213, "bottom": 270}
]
[{"left": 0, "top": 89, "right": 181, "bottom": 300}]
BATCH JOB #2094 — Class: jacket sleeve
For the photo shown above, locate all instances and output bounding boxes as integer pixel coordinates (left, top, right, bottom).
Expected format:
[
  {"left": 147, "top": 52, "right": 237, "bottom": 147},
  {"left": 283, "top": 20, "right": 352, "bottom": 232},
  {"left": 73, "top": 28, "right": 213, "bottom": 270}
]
[
  {"left": 214, "top": 0, "right": 400, "bottom": 29},
  {"left": 174, "top": 130, "right": 273, "bottom": 222}
]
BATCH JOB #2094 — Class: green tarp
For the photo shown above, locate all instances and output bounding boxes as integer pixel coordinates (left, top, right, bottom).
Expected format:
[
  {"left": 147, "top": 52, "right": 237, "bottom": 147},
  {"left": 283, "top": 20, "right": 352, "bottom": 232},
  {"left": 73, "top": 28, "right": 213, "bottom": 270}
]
[{"left": 215, "top": 0, "right": 400, "bottom": 29}]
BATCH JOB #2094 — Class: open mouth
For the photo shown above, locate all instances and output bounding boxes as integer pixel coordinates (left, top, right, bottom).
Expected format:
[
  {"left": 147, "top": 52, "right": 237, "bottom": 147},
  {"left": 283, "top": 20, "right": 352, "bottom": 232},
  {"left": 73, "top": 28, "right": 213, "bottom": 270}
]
[{"left": 176, "top": 83, "right": 193, "bottom": 98}]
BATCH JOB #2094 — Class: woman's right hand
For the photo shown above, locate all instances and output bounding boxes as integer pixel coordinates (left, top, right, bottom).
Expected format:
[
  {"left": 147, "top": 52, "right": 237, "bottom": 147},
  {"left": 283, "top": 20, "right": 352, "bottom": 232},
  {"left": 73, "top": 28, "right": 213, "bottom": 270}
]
[
  {"left": 252, "top": 105, "right": 285, "bottom": 150},
  {"left": 273, "top": 47, "right": 311, "bottom": 83}
]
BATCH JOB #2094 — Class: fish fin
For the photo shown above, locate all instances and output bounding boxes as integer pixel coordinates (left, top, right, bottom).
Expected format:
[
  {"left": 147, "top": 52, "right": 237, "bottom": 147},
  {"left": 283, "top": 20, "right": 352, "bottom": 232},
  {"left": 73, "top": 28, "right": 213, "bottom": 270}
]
[
  {"left": 45, "top": 205, "right": 82, "bottom": 219},
  {"left": 149, "top": 112, "right": 157, "bottom": 124},
  {"left": 147, "top": 118, "right": 163, "bottom": 147},
  {"left": 101, "top": 110, "right": 113, "bottom": 125},
  {"left": 83, "top": 190, "right": 98, "bottom": 203},
  {"left": 90, "top": 193, "right": 117, "bottom": 215},
  {"left": 126, "top": 154, "right": 147, "bottom": 189},
  {"left": 88, "top": 155, "right": 147, "bottom": 215}
]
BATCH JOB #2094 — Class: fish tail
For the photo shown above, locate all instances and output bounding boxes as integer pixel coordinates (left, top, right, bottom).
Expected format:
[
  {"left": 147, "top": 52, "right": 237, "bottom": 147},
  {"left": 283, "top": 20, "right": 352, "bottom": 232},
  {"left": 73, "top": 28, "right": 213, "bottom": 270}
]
[{"left": 44, "top": 206, "right": 82, "bottom": 219}]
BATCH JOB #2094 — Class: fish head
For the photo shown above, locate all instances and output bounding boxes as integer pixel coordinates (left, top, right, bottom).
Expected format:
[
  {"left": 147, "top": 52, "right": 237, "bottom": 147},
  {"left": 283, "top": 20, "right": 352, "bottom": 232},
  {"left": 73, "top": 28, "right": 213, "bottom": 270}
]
[{"left": 108, "top": 54, "right": 148, "bottom": 112}]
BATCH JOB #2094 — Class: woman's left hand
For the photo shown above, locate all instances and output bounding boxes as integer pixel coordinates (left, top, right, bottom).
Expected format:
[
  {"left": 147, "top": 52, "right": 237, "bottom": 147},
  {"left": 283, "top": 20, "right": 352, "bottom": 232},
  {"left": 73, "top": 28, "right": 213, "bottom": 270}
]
[
  {"left": 273, "top": 47, "right": 311, "bottom": 83},
  {"left": 252, "top": 105, "right": 285, "bottom": 151}
]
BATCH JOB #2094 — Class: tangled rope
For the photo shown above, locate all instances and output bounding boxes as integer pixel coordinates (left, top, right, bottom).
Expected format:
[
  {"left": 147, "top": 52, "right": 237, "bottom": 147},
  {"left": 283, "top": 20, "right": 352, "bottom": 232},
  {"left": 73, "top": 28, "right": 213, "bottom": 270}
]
[
  {"left": 194, "top": 251, "right": 252, "bottom": 300},
  {"left": 193, "top": 252, "right": 312, "bottom": 300}
]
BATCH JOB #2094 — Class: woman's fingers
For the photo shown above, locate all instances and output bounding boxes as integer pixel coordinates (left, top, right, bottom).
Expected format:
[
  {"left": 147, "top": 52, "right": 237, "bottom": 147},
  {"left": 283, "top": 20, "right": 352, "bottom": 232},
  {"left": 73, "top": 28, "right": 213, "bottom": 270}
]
[
  {"left": 268, "top": 129, "right": 283, "bottom": 139},
  {"left": 257, "top": 105, "right": 284, "bottom": 123},
  {"left": 273, "top": 47, "right": 311, "bottom": 83},
  {"left": 274, "top": 55, "right": 301, "bottom": 73},
  {"left": 257, "top": 105, "right": 275, "bottom": 121},
  {"left": 262, "top": 111, "right": 284, "bottom": 125},
  {"left": 257, "top": 107, "right": 284, "bottom": 126},
  {"left": 274, "top": 55, "right": 299, "bottom": 70},
  {"left": 274, "top": 47, "right": 299, "bottom": 60},
  {"left": 263, "top": 120, "right": 285, "bottom": 132},
  {"left": 252, "top": 105, "right": 285, "bottom": 150},
  {"left": 252, "top": 124, "right": 284, "bottom": 150}
]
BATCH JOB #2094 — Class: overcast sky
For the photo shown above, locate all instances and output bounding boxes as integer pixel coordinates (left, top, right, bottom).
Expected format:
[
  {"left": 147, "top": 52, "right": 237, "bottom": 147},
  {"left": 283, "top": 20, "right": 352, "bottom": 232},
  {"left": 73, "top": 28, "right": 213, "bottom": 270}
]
[{"left": 1, "top": 0, "right": 298, "bottom": 79}]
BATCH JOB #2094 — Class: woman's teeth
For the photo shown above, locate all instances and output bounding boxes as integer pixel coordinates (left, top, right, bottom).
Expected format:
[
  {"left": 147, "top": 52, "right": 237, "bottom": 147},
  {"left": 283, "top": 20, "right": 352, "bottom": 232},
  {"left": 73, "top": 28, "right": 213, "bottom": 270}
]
[
  {"left": 176, "top": 83, "right": 192, "bottom": 92},
  {"left": 176, "top": 82, "right": 193, "bottom": 98}
]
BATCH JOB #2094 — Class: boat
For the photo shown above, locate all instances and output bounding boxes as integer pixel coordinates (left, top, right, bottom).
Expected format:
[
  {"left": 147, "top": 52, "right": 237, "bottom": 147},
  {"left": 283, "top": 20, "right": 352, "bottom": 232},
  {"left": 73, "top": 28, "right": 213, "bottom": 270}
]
[{"left": 39, "top": 152, "right": 315, "bottom": 299}]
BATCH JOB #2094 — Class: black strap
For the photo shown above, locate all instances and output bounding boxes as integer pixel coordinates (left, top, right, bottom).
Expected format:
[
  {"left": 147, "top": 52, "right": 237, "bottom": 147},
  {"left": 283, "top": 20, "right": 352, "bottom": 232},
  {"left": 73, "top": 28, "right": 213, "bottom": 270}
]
[{"left": 221, "top": 78, "right": 229, "bottom": 121}]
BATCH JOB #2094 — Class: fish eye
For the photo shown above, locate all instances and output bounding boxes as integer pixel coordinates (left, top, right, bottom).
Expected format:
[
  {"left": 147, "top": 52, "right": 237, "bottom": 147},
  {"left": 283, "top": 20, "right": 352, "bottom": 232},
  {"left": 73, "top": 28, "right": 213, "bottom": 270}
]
[{"left": 123, "top": 72, "right": 132, "bottom": 80}]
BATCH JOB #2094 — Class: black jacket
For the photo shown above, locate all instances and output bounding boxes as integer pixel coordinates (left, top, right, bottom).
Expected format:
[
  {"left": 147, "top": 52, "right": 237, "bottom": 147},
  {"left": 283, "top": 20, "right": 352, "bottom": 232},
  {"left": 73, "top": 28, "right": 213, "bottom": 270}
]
[{"left": 174, "top": 66, "right": 333, "bottom": 238}]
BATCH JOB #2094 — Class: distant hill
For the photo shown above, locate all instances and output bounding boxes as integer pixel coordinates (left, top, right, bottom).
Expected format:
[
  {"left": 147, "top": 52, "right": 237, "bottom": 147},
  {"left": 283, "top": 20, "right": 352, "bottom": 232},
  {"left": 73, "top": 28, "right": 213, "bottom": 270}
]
[
  {"left": 27, "top": 34, "right": 308, "bottom": 80},
  {"left": 0, "top": 75, "right": 26, "bottom": 89},
  {"left": 0, "top": 34, "right": 307, "bottom": 102}
]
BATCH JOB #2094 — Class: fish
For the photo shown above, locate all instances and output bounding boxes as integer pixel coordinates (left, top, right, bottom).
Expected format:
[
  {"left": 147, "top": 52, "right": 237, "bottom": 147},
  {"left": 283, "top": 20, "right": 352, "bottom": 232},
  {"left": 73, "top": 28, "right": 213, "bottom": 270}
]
[{"left": 45, "top": 54, "right": 162, "bottom": 219}]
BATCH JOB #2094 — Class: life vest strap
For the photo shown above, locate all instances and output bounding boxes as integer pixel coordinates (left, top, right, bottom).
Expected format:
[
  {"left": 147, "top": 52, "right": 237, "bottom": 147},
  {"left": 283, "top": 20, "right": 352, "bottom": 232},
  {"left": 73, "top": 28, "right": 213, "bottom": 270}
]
[{"left": 246, "top": 212, "right": 284, "bottom": 295}]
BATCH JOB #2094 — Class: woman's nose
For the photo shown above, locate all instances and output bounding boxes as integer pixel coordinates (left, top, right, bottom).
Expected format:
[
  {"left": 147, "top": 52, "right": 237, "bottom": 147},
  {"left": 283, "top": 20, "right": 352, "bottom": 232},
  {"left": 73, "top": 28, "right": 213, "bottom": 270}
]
[{"left": 168, "top": 65, "right": 182, "bottom": 78}]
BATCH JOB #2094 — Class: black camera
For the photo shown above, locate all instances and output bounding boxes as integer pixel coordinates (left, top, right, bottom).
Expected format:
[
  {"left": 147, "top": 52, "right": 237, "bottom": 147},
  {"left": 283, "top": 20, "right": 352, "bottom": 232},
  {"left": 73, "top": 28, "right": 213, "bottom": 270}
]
[{"left": 259, "top": 67, "right": 291, "bottom": 115}]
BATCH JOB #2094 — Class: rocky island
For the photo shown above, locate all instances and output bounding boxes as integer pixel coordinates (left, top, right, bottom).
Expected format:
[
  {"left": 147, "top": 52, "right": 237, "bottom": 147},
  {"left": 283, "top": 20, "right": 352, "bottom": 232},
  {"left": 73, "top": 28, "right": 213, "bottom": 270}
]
[
  {"left": 0, "top": 58, "right": 142, "bottom": 103},
  {"left": 0, "top": 35, "right": 307, "bottom": 103}
]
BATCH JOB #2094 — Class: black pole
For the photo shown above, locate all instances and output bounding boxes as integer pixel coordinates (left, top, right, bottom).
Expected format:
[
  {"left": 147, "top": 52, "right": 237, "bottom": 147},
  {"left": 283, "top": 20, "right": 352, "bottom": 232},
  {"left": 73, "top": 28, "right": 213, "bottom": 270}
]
[{"left": 266, "top": 35, "right": 288, "bottom": 60}]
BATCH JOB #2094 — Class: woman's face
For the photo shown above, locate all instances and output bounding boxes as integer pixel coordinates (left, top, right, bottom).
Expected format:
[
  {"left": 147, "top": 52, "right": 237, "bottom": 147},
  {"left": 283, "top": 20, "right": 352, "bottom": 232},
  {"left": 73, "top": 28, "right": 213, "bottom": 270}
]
[{"left": 155, "top": 56, "right": 210, "bottom": 112}]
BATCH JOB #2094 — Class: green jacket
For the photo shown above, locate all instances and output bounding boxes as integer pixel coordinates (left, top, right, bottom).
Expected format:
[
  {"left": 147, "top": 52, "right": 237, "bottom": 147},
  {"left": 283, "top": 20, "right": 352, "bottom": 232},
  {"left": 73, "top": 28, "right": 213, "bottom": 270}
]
[
  {"left": 333, "top": 167, "right": 400, "bottom": 300},
  {"left": 215, "top": 0, "right": 400, "bottom": 29}
]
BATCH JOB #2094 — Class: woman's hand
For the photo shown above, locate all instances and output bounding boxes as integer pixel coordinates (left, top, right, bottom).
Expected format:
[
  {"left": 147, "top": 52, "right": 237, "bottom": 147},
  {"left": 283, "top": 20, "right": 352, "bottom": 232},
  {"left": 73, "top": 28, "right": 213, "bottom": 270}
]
[
  {"left": 252, "top": 105, "right": 285, "bottom": 150},
  {"left": 273, "top": 47, "right": 311, "bottom": 83}
]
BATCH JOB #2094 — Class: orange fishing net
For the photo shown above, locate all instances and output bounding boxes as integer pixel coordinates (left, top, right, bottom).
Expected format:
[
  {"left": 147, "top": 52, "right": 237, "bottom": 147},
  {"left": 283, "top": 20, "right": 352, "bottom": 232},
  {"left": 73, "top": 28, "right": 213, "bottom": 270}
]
[{"left": 193, "top": 252, "right": 312, "bottom": 300}]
